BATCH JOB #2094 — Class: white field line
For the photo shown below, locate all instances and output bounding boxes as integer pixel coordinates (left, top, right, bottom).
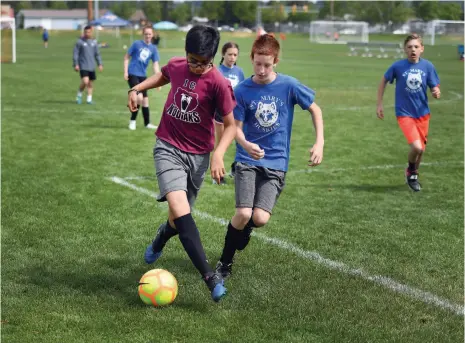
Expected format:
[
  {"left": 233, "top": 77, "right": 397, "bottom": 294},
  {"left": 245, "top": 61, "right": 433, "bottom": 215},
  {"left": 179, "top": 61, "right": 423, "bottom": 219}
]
[
  {"left": 109, "top": 175, "right": 464, "bottom": 316},
  {"left": 291, "top": 161, "right": 464, "bottom": 174}
]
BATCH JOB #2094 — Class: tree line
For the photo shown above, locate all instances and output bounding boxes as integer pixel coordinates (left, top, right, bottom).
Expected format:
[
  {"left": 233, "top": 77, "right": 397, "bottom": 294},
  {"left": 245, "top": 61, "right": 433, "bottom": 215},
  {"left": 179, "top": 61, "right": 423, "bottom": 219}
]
[{"left": 7, "top": 1, "right": 464, "bottom": 26}]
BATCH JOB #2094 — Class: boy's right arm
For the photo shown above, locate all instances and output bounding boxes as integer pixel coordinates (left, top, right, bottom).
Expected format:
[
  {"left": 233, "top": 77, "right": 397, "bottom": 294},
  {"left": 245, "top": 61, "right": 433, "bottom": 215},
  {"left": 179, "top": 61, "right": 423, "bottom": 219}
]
[
  {"left": 376, "top": 76, "right": 388, "bottom": 119},
  {"left": 235, "top": 121, "right": 264, "bottom": 160},
  {"left": 73, "top": 42, "right": 79, "bottom": 71},
  {"left": 127, "top": 72, "right": 170, "bottom": 112}
]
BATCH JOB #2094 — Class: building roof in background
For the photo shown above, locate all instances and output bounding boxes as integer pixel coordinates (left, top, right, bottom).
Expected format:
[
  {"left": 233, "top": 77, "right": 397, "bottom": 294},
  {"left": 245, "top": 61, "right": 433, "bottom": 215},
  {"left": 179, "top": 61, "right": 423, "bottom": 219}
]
[
  {"left": 129, "top": 10, "right": 147, "bottom": 22},
  {"left": 18, "top": 9, "right": 107, "bottom": 19}
]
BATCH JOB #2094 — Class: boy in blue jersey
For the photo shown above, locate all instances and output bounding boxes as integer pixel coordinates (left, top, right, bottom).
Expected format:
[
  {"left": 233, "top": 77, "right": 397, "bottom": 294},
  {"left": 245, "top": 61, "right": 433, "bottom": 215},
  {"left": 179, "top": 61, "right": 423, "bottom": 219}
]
[
  {"left": 214, "top": 42, "right": 245, "bottom": 184},
  {"left": 377, "top": 34, "right": 440, "bottom": 192},
  {"left": 215, "top": 34, "right": 324, "bottom": 278},
  {"left": 42, "top": 28, "right": 49, "bottom": 48},
  {"left": 124, "top": 26, "right": 160, "bottom": 130}
]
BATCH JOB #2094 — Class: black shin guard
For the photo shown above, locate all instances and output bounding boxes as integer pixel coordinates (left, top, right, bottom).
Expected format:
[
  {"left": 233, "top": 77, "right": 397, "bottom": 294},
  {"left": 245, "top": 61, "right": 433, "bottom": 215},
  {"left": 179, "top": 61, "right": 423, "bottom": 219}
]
[
  {"left": 130, "top": 105, "right": 140, "bottom": 121},
  {"left": 174, "top": 214, "right": 212, "bottom": 277},
  {"left": 142, "top": 106, "right": 150, "bottom": 126},
  {"left": 152, "top": 220, "right": 178, "bottom": 252},
  {"left": 220, "top": 222, "right": 243, "bottom": 264}
]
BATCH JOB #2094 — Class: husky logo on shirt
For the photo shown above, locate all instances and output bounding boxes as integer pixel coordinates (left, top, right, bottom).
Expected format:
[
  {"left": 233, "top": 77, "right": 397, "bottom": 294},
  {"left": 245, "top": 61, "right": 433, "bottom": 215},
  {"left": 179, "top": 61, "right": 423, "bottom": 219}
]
[
  {"left": 255, "top": 101, "right": 279, "bottom": 128},
  {"left": 227, "top": 74, "right": 240, "bottom": 88},
  {"left": 166, "top": 87, "right": 201, "bottom": 123},
  {"left": 403, "top": 69, "right": 425, "bottom": 93},
  {"left": 139, "top": 47, "right": 151, "bottom": 62}
]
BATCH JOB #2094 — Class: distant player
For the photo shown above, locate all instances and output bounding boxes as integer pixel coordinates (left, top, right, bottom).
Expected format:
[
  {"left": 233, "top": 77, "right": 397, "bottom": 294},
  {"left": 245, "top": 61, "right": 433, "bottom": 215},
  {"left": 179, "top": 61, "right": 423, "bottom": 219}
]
[
  {"left": 127, "top": 25, "right": 236, "bottom": 302},
  {"left": 42, "top": 28, "right": 49, "bottom": 48},
  {"left": 377, "top": 33, "right": 440, "bottom": 192},
  {"left": 215, "top": 34, "right": 324, "bottom": 278},
  {"left": 73, "top": 26, "right": 103, "bottom": 105},
  {"left": 124, "top": 26, "right": 160, "bottom": 130},
  {"left": 214, "top": 42, "right": 245, "bottom": 184}
]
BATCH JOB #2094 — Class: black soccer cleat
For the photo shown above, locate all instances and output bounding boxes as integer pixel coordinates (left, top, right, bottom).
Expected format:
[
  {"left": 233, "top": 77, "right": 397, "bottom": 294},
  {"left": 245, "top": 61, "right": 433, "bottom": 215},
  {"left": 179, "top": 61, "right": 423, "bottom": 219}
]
[
  {"left": 405, "top": 168, "right": 421, "bottom": 192},
  {"left": 203, "top": 272, "right": 227, "bottom": 302},
  {"left": 215, "top": 261, "right": 233, "bottom": 279}
]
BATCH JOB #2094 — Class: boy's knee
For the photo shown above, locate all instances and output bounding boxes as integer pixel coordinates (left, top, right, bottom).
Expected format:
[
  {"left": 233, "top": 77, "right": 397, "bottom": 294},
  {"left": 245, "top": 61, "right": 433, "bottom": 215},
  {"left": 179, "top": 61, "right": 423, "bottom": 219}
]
[
  {"left": 411, "top": 141, "right": 424, "bottom": 154},
  {"left": 234, "top": 208, "right": 253, "bottom": 227},
  {"left": 252, "top": 209, "right": 270, "bottom": 227}
]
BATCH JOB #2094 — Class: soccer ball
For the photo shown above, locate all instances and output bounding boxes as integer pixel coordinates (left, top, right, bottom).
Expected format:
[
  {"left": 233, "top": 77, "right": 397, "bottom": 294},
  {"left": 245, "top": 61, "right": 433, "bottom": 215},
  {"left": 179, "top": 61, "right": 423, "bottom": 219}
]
[
  {"left": 138, "top": 269, "right": 178, "bottom": 307},
  {"left": 123, "top": 44, "right": 127, "bottom": 50}
]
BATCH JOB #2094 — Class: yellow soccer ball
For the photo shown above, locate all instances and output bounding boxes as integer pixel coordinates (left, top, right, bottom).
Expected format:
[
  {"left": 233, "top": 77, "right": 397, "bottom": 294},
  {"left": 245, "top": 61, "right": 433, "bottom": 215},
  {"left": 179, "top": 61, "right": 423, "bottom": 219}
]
[{"left": 138, "top": 269, "right": 178, "bottom": 307}]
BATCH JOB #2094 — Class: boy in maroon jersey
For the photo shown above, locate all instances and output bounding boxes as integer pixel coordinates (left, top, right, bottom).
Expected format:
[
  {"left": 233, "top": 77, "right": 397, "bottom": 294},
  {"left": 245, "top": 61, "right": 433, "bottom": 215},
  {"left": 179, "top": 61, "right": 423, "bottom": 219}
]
[{"left": 127, "top": 25, "right": 236, "bottom": 302}]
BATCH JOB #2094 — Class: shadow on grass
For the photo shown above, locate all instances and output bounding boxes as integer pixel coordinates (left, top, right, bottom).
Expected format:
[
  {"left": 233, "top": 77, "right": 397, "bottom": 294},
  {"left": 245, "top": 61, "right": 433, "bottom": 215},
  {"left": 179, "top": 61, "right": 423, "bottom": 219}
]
[
  {"left": 312, "top": 183, "right": 408, "bottom": 193},
  {"left": 21, "top": 254, "right": 214, "bottom": 310}
]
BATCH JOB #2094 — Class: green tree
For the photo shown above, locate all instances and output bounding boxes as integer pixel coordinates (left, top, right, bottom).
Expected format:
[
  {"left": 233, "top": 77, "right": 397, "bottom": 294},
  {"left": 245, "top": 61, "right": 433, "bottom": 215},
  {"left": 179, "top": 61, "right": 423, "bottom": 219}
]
[
  {"left": 350, "top": 1, "right": 413, "bottom": 25},
  {"left": 169, "top": 2, "right": 191, "bottom": 25},
  {"left": 231, "top": 1, "right": 257, "bottom": 26},
  {"left": 199, "top": 1, "right": 225, "bottom": 22},
  {"left": 111, "top": 2, "right": 137, "bottom": 20},
  {"left": 439, "top": 2, "right": 463, "bottom": 20},
  {"left": 415, "top": 1, "right": 440, "bottom": 21},
  {"left": 49, "top": 1, "right": 68, "bottom": 10},
  {"left": 261, "top": 3, "right": 287, "bottom": 24},
  {"left": 143, "top": 1, "right": 162, "bottom": 23}
]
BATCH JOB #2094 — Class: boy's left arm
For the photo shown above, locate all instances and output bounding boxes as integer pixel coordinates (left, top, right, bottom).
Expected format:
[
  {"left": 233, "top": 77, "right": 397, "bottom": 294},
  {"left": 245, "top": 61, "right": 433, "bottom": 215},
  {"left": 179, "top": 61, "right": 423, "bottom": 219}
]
[
  {"left": 308, "top": 102, "right": 324, "bottom": 167},
  {"left": 95, "top": 44, "right": 103, "bottom": 71},
  {"left": 428, "top": 64, "right": 440, "bottom": 99},
  {"left": 211, "top": 113, "right": 236, "bottom": 184}
]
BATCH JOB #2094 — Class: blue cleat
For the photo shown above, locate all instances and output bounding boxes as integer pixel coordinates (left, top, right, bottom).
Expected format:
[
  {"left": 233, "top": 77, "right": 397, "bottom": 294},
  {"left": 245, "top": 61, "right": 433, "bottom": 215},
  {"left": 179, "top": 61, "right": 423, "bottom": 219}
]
[
  {"left": 204, "top": 272, "right": 227, "bottom": 302},
  {"left": 144, "top": 244, "right": 162, "bottom": 264},
  {"left": 76, "top": 95, "right": 82, "bottom": 104}
]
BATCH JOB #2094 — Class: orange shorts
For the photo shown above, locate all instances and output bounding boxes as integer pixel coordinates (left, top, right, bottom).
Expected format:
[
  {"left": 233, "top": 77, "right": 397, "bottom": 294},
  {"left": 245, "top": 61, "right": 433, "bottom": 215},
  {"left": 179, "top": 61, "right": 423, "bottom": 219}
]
[{"left": 397, "top": 114, "right": 430, "bottom": 150}]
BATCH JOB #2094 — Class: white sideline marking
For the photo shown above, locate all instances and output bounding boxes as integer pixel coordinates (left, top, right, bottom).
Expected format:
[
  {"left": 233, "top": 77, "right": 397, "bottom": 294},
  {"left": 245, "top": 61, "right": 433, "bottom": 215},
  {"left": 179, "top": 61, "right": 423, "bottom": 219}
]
[
  {"left": 109, "top": 175, "right": 464, "bottom": 316},
  {"left": 291, "top": 161, "right": 464, "bottom": 174}
]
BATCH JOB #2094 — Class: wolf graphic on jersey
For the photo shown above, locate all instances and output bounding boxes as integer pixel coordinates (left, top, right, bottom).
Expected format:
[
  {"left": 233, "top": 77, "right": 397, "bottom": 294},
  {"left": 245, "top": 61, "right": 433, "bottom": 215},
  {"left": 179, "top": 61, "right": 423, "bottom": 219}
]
[
  {"left": 406, "top": 71, "right": 422, "bottom": 91},
  {"left": 166, "top": 87, "right": 201, "bottom": 123},
  {"left": 139, "top": 48, "right": 151, "bottom": 63},
  {"left": 227, "top": 74, "right": 240, "bottom": 88},
  {"left": 255, "top": 101, "right": 279, "bottom": 128}
]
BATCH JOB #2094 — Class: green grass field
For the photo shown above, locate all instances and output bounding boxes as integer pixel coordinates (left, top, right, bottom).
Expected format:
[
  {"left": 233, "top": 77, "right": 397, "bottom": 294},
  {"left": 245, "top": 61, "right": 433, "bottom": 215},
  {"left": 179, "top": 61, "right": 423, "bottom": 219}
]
[{"left": 2, "top": 30, "right": 464, "bottom": 343}]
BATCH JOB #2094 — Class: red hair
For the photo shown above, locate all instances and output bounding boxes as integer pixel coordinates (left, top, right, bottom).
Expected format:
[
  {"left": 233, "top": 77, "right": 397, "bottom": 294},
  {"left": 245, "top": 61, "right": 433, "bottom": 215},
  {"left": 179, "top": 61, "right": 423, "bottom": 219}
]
[{"left": 251, "top": 34, "right": 280, "bottom": 63}]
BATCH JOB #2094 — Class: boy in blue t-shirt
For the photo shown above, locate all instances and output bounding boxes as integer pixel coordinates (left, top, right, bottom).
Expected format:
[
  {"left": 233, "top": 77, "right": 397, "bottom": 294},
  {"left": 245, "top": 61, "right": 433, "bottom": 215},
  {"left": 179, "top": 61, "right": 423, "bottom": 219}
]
[
  {"left": 42, "top": 28, "right": 49, "bottom": 48},
  {"left": 377, "top": 34, "right": 440, "bottom": 192},
  {"left": 215, "top": 34, "right": 324, "bottom": 278},
  {"left": 124, "top": 26, "right": 160, "bottom": 130},
  {"left": 214, "top": 42, "right": 245, "bottom": 184}
]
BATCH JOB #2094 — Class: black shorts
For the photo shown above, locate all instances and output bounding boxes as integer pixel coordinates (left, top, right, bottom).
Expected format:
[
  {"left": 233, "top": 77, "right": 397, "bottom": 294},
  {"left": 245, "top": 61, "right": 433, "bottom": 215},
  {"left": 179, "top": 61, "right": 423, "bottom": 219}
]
[
  {"left": 80, "top": 70, "right": 96, "bottom": 81},
  {"left": 128, "top": 75, "right": 148, "bottom": 97}
]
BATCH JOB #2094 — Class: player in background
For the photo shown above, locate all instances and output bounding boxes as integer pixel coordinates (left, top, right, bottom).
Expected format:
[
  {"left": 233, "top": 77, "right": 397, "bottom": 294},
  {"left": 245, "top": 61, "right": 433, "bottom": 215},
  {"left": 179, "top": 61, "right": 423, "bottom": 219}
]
[
  {"left": 42, "top": 28, "right": 49, "bottom": 48},
  {"left": 124, "top": 26, "right": 160, "bottom": 130},
  {"left": 214, "top": 42, "right": 245, "bottom": 184},
  {"left": 215, "top": 34, "right": 324, "bottom": 278},
  {"left": 73, "top": 26, "right": 103, "bottom": 105},
  {"left": 127, "top": 25, "right": 236, "bottom": 302},
  {"left": 377, "top": 33, "right": 440, "bottom": 192}
]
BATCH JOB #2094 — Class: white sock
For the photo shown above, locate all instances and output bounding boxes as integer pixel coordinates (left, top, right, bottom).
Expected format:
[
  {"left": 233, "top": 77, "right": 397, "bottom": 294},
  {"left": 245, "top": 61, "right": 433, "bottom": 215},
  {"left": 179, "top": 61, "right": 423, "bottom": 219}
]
[
  {"left": 77, "top": 91, "right": 82, "bottom": 97},
  {"left": 87, "top": 95, "right": 92, "bottom": 102}
]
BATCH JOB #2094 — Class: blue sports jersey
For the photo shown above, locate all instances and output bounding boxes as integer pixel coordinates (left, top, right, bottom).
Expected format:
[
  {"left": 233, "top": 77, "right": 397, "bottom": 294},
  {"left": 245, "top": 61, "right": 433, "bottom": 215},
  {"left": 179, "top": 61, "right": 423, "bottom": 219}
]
[
  {"left": 128, "top": 40, "right": 160, "bottom": 77},
  {"left": 42, "top": 30, "right": 49, "bottom": 40},
  {"left": 384, "top": 58, "right": 440, "bottom": 118},
  {"left": 234, "top": 74, "right": 315, "bottom": 172},
  {"left": 218, "top": 64, "right": 245, "bottom": 88}
]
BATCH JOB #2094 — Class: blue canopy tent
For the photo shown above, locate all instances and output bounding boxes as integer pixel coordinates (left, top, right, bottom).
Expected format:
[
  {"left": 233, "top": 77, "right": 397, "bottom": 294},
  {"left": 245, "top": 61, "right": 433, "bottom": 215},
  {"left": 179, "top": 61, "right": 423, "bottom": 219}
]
[
  {"left": 89, "top": 11, "right": 131, "bottom": 41},
  {"left": 153, "top": 21, "right": 178, "bottom": 30}
]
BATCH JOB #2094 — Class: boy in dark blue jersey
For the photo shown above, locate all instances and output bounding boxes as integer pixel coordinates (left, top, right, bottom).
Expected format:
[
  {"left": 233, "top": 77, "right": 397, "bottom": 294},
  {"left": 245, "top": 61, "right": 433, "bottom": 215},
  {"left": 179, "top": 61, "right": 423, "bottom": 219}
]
[
  {"left": 124, "top": 26, "right": 160, "bottom": 130},
  {"left": 215, "top": 34, "right": 325, "bottom": 278},
  {"left": 377, "top": 34, "right": 440, "bottom": 192}
]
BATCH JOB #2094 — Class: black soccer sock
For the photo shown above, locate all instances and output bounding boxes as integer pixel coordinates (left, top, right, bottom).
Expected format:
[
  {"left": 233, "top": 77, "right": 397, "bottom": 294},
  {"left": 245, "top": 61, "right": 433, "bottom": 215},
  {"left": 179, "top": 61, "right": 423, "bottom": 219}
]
[
  {"left": 152, "top": 220, "right": 178, "bottom": 252},
  {"left": 174, "top": 213, "right": 212, "bottom": 277},
  {"left": 220, "top": 222, "right": 243, "bottom": 264},
  {"left": 130, "top": 105, "right": 140, "bottom": 121},
  {"left": 408, "top": 162, "right": 416, "bottom": 173},
  {"left": 142, "top": 106, "right": 150, "bottom": 126}
]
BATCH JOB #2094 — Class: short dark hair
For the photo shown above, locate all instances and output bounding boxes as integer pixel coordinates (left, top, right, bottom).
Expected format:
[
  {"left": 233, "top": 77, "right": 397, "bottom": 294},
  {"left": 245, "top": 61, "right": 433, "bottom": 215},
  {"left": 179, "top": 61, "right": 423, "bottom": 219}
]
[
  {"left": 185, "top": 25, "right": 220, "bottom": 59},
  {"left": 84, "top": 25, "right": 92, "bottom": 31},
  {"left": 404, "top": 33, "right": 423, "bottom": 46}
]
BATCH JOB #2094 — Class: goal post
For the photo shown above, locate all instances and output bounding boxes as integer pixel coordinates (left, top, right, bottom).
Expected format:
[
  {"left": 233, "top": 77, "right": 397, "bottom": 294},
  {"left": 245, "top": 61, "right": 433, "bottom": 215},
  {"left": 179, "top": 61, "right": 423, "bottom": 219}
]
[
  {"left": 1, "top": 16, "right": 16, "bottom": 63},
  {"left": 310, "top": 20, "right": 369, "bottom": 44},
  {"left": 424, "top": 20, "right": 464, "bottom": 46}
]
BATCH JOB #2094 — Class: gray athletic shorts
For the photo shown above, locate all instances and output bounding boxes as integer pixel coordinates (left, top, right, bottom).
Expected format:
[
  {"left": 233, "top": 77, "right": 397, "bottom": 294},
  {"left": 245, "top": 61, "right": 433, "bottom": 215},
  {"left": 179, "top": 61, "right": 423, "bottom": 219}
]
[
  {"left": 153, "top": 138, "right": 209, "bottom": 208},
  {"left": 234, "top": 162, "right": 286, "bottom": 214}
]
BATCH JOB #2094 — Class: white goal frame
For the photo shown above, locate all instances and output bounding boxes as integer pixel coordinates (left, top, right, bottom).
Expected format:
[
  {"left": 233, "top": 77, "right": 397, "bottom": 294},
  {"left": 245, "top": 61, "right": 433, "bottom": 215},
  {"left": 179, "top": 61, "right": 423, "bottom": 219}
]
[
  {"left": 309, "top": 20, "right": 369, "bottom": 44},
  {"left": 425, "top": 20, "right": 464, "bottom": 46},
  {"left": 1, "top": 16, "right": 16, "bottom": 63}
]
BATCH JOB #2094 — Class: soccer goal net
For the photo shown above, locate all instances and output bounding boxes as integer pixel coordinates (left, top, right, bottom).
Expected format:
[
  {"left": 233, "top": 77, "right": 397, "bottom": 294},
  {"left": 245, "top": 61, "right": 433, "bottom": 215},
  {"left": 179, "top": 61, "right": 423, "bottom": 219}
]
[
  {"left": 1, "top": 17, "right": 16, "bottom": 63},
  {"left": 309, "top": 20, "right": 369, "bottom": 44},
  {"left": 424, "top": 20, "right": 464, "bottom": 46}
]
